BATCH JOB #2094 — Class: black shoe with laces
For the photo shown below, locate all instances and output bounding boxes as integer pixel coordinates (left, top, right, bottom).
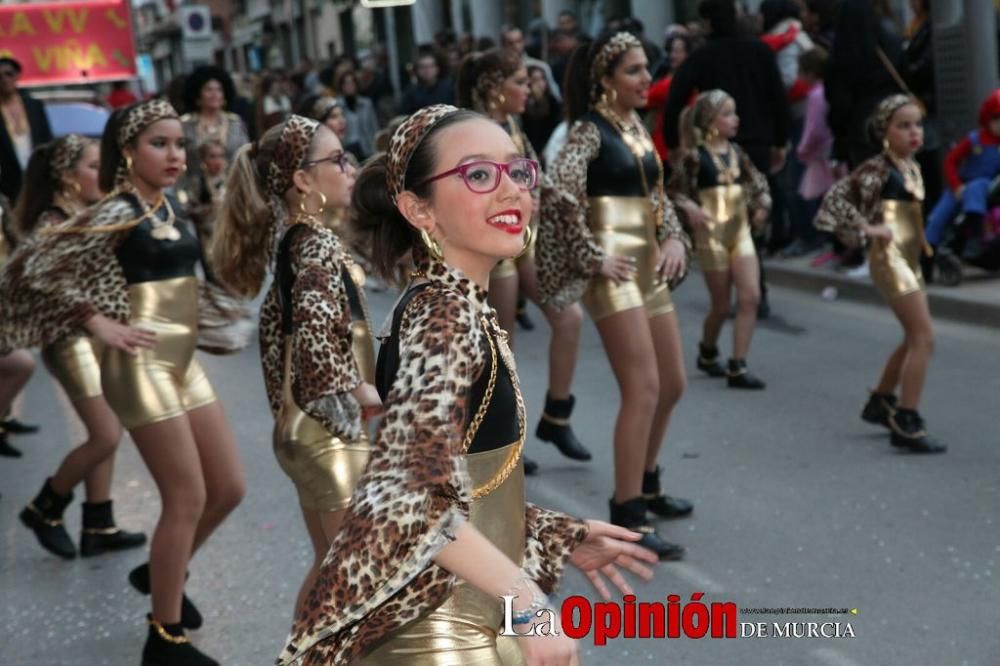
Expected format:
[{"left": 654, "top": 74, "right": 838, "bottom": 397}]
[
  {"left": 642, "top": 466, "right": 694, "bottom": 519},
  {"left": 130, "top": 563, "right": 204, "bottom": 630},
  {"left": 2, "top": 418, "right": 40, "bottom": 435},
  {"left": 79, "top": 500, "right": 147, "bottom": 557},
  {"left": 727, "top": 359, "right": 766, "bottom": 389},
  {"left": 142, "top": 615, "right": 219, "bottom": 666},
  {"left": 889, "top": 409, "right": 947, "bottom": 454},
  {"left": 609, "top": 497, "right": 685, "bottom": 561},
  {"left": 861, "top": 392, "right": 897, "bottom": 428},
  {"left": 696, "top": 343, "right": 727, "bottom": 378},
  {"left": 20, "top": 478, "right": 76, "bottom": 559},
  {"left": 535, "top": 394, "right": 591, "bottom": 461}
]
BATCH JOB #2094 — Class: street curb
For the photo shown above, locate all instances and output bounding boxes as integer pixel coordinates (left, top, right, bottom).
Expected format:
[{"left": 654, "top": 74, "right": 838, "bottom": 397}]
[{"left": 764, "top": 260, "right": 1000, "bottom": 329}]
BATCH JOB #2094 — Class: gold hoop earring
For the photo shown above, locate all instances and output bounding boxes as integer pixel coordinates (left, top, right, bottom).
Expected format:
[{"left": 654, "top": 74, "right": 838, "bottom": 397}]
[
  {"left": 882, "top": 138, "right": 890, "bottom": 152},
  {"left": 515, "top": 224, "right": 534, "bottom": 259},
  {"left": 124, "top": 155, "right": 133, "bottom": 174},
  {"left": 68, "top": 181, "right": 82, "bottom": 196},
  {"left": 298, "top": 191, "right": 327, "bottom": 218},
  {"left": 706, "top": 127, "right": 720, "bottom": 141},
  {"left": 419, "top": 228, "right": 444, "bottom": 262}
]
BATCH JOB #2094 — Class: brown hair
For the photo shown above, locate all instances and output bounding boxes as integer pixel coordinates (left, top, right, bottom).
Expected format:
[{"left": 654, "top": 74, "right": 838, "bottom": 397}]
[
  {"left": 13, "top": 140, "right": 70, "bottom": 237},
  {"left": 455, "top": 48, "right": 523, "bottom": 111}
]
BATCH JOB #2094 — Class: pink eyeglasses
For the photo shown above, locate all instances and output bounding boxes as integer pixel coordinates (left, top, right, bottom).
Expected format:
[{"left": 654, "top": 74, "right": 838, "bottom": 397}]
[{"left": 414, "top": 158, "right": 539, "bottom": 194}]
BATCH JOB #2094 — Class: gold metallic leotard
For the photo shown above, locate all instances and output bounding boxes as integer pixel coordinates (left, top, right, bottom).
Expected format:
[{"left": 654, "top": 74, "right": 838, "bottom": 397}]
[
  {"left": 582, "top": 196, "right": 673, "bottom": 321},
  {"left": 42, "top": 336, "right": 103, "bottom": 402},
  {"left": 363, "top": 443, "right": 526, "bottom": 665},
  {"left": 869, "top": 199, "right": 926, "bottom": 300},
  {"left": 101, "top": 276, "right": 217, "bottom": 430},
  {"left": 695, "top": 184, "right": 756, "bottom": 271}
]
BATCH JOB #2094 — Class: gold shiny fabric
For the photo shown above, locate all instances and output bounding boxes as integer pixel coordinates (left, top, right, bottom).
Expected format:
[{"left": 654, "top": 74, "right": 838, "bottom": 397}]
[
  {"left": 869, "top": 199, "right": 926, "bottom": 300},
  {"left": 363, "top": 443, "right": 527, "bottom": 665},
  {"left": 695, "top": 185, "right": 756, "bottom": 272},
  {"left": 490, "top": 258, "right": 518, "bottom": 280},
  {"left": 582, "top": 196, "right": 673, "bottom": 321},
  {"left": 42, "top": 336, "right": 103, "bottom": 401},
  {"left": 102, "top": 277, "right": 217, "bottom": 430},
  {"left": 272, "top": 341, "right": 371, "bottom": 512}
]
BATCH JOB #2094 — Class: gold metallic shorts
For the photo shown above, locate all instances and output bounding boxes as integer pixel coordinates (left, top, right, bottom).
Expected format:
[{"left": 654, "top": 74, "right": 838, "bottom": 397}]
[
  {"left": 869, "top": 199, "right": 926, "bottom": 301},
  {"left": 42, "top": 336, "right": 103, "bottom": 402},
  {"left": 363, "top": 444, "right": 526, "bottom": 665},
  {"left": 582, "top": 196, "right": 673, "bottom": 322},
  {"left": 102, "top": 277, "right": 217, "bottom": 430},
  {"left": 695, "top": 185, "right": 757, "bottom": 272}
]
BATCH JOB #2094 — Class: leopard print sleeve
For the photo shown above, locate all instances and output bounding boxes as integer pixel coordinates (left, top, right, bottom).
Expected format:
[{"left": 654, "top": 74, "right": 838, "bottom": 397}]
[
  {"left": 815, "top": 156, "right": 889, "bottom": 248},
  {"left": 289, "top": 227, "right": 363, "bottom": 441},
  {"left": 277, "top": 283, "right": 487, "bottom": 666},
  {"left": 523, "top": 503, "right": 589, "bottom": 594},
  {"left": 538, "top": 120, "right": 605, "bottom": 309},
  {"left": 737, "top": 145, "right": 772, "bottom": 228},
  {"left": 0, "top": 198, "right": 132, "bottom": 353}
]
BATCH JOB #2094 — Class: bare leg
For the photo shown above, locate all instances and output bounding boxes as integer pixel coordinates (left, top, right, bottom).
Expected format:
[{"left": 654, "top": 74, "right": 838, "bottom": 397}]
[
  {"left": 49, "top": 396, "right": 122, "bottom": 498},
  {"left": 0, "top": 350, "right": 35, "bottom": 412},
  {"left": 730, "top": 255, "right": 761, "bottom": 360},
  {"left": 594, "top": 308, "right": 659, "bottom": 503},
  {"left": 874, "top": 343, "right": 907, "bottom": 395},
  {"left": 488, "top": 274, "right": 519, "bottom": 347},
  {"left": 130, "top": 416, "right": 206, "bottom": 625},
  {"left": 519, "top": 259, "right": 582, "bottom": 399},
  {"left": 700, "top": 270, "right": 732, "bottom": 348},
  {"left": 644, "top": 310, "right": 687, "bottom": 471},
  {"left": 293, "top": 507, "right": 347, "bottom": 618},
  {"left": 185, "top": 401, "right": 245, "bottom": 556},
  {"left": 890, "top": 292, "right": 935, "bottom": 410}
]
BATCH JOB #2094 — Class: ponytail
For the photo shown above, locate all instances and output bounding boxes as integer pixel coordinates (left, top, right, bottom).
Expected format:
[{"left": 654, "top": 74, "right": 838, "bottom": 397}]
[
  {"left": 562, "top": 43, "right": 594, "bottom": 122},
  {"left": 678, "top": 105, "right": 699, "bottom": 154},
  {"left": 13, "top": 142, "right": 59, "bottom": 238},
  {"left": 212, "top": 141, "right": 276, "bottom": 297},
  {"left": 350, "top": 153, "right": 418, "bottom": 286}
]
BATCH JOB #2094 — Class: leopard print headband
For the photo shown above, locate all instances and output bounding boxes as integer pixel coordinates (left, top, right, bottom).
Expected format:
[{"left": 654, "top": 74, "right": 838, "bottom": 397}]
[
  {"left": 872, "top": 94, "right": 920, "bottom": 139},
  {"left": 115, "top": 98, "right": 179, "bottom": 185},
  {"left": 266, "top": 114, "right": 321, "bottom": 198},
  {"left": 692, "top": 89, "right": 734, "bottom": 131},
  {"left": 387, "top": 104, "right": 461, "bottom": 202},
  {"left": 49, "top": 134, "right": 90, "bottom": 181},
  {"left": 590, "top": 31, "right": 642, "bottom": 101},
  {"left": 308, "top": 96, "right": 342, "bottom": 124},
  {"left": 472, "top": 57, "right": 507, "bottom": 113}
]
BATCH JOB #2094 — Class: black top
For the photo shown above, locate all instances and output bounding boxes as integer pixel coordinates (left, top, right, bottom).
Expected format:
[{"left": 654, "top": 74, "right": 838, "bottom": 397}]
[
  {"left": 880, "top": 166, "right": 917, "bottom": 202},
  {"left": 376, "top": 284, "right": 518, "bottom": 454},
  {"left": 664, "top": 35, "right": 788, "bottom": 158},
  {"left": 115, "top": 195, "right": 199, "bottom": 284},
  {"left": 696, "top": 146, "right": 738, "bottom": 189},
  {"left": 584, "top": 111, "right": 660, "bottom": 198},
  {"left": 0, "top": 91, "right": 53, "bottom": 202}
]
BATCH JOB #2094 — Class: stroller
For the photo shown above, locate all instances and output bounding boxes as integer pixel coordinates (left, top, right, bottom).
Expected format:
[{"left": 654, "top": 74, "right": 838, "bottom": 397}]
[{"left": 930, "top": 174, "right": 1000, "bottom": 286}]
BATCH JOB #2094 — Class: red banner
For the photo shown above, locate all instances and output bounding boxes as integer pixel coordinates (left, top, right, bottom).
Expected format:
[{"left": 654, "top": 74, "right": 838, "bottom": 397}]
[{"left": 0, "top": 0, "right": 137, "bottom": 86}]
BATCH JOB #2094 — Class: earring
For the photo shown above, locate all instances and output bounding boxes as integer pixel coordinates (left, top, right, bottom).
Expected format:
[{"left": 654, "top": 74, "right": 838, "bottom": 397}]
[
  {"left": 125, "top": 155, "right": 133, "bottom": 173},
  {"left": 68, "top": 181, "right": 82, "bottom": 196},
  {"left": 419, "top": 228, "right": 444, "bottom": 262},
  {"left": 706, "top": 127, "right": 719, "bottom": 141},
  {"left": 298, "top": 191, "right": 327, "bottom": 219},
  {"left": 515, "top": 224, "right": 534, "bottom": 259},
  {"left": 882, "top": 138, "right": 890, "bottom": 153}
]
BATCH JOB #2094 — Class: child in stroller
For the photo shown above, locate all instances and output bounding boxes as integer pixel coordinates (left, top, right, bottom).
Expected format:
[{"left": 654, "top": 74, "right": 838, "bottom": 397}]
[{"left": 926, "top": 89, "right": 1000, "bottom": 285}]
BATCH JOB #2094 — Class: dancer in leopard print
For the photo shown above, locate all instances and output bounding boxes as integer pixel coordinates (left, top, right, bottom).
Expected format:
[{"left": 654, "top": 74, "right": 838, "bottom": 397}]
[
  {"left": 212, "top": 115, "right": 382, "bottom": 620},
  {"left": 277, "top": 105, "right": 659, "bottom": 665}
]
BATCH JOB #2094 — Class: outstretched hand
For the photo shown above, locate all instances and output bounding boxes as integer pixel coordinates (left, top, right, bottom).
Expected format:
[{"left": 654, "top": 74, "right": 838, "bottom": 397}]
[{"left": 569, "top": 520, "right": 658, "bottom": 599}]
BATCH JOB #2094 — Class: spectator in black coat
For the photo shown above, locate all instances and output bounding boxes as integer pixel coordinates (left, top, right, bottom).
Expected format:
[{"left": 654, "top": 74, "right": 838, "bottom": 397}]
[
  {"left": 398, "top": 52, "right": 454, "bottom": 115},
  {"left": 0, "top": 57, "right": 53, "bottom": 202}
]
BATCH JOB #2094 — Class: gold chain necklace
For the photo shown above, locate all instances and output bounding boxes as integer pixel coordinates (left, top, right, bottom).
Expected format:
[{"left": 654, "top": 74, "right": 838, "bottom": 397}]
[
  {"left": 148, "top": 195, "right": 180, "bottom": 241},
  {"left": 463, "top": 315, "right": 526, "bottom": 500},
  {"left": 706, "top": 142, "right": 741, "bottom": 186},
  {"left": 595, "top": 103, "right": 666, "bottom": 230},
  {"left": 885, "top": 151, "right": 925, "bottom": 201}
]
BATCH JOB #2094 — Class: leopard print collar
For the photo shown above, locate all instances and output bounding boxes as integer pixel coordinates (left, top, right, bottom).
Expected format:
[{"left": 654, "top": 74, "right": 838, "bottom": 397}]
[{"left": 417, "top": 253, "right": 489, "bottom": 311}]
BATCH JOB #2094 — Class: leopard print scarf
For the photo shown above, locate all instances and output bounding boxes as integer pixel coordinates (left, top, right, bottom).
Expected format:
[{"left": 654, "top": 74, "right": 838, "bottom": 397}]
[
  {"left": 386, "top": 104, "right": 461, "bottom": 202},
  {"left": 265, "top": 114, "right": 321, "bottom": 199}
]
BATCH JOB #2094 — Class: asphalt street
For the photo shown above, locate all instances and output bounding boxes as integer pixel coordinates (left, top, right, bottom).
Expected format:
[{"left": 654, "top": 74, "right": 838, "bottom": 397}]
[{"left": 2, "top": 276, "right": 998, "bottom": 666}]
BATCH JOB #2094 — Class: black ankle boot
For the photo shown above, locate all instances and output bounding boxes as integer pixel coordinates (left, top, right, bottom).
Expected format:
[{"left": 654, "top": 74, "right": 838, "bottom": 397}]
[
  {"left": 696, "top": 343, "right": 727, "bottom": 378},
  {"left": 727, "top": 359, "right": 766, "bottom": 389},
  {"left": 20, "top": 478, "right": 76, "bottom": 559},
  {"left": 142, "top": 615, "right": 218, "bottom": 666},
  {"left": 609, "top": 497, "right": 685, "bottom": 561},
  {"left": 642, "top": 466, "right": 694, "bottom": 519},
  {"left": 0, "top": 431, "right": 22, "bottom": 457},
  {"left": 515, "top": 297, "right": 535, "bottom": 331},
  {"left": 523, "top": 456, "right": 538, "bottom": 475},
  {"left": 130, "top": 563, "right": 204, "bottom": 630},
  {"left": 888, "top": 409, "right": 947, "bottom": 454},
  {"left": 861, "top": 391, "right": 897, "bottom": 428},
  {"left": 535, "top": 394, "right": 592, "bottom": 461},
  {"left": 79, "top": 500, "right": 148, "bottom": 557}
]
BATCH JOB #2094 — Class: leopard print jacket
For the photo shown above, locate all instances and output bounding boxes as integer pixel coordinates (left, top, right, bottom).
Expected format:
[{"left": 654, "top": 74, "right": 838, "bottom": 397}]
[
  {"left": 538, "top": 119, "right": 691, "bottom": 310},
  {"left": 0, "top": 195, "right": 138, "bottom": 354},
  {"left": 259, "top": 224, "right": 364, "bottom": 441},
  {"left": 815, "top": 155, "right": 894, "bottom": 248},
  {"left": 277, "top": 258, "right": 589, "bottom": 665},
  {"left": 667, "top": 143, "right": 772, "bottom": 230}
]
